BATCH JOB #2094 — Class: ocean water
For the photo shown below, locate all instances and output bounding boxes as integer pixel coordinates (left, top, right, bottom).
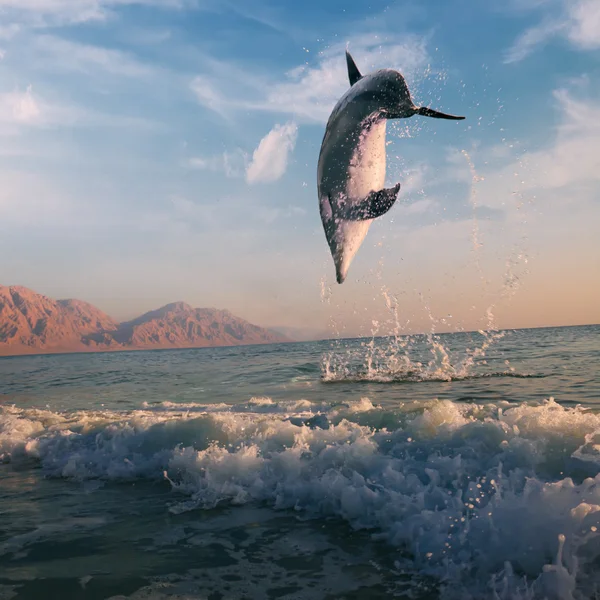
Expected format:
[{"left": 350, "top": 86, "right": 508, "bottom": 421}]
[{"left": 1, "top": 324, "right": 600, "bottom": 600}]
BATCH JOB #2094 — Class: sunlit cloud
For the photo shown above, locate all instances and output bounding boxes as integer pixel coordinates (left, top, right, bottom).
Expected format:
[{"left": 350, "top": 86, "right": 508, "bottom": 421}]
[
  {"left": 0, "top": 0, "right": 192, "bottom": 27},
  {"left": 505, "top": 0, "right": 600, "bottom": 62},
  {"left": 246, "top": 121, "right": 298, "bottom": 184},
  {"left": 188, "top": 149, "right": 248, "bottom": 179},
  {"left": 0, "top": 85, "right": 41, "bottom": 124},
  {"left": 32, "top": 35, "right": 156, "bottom": 77},
  {"left": 188, "top": 35, "right": 430, "bottom": 124}
]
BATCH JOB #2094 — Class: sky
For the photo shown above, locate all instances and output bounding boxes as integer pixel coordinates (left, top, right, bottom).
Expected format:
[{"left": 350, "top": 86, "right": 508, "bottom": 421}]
[{"left": 0, "top": 0, "right": 599, "bottom": 339}]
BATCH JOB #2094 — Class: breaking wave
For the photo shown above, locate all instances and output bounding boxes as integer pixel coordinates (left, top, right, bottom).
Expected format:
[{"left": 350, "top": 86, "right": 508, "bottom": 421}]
[{"left": 2, "top": 396, "right": 600, "bottom": 599}]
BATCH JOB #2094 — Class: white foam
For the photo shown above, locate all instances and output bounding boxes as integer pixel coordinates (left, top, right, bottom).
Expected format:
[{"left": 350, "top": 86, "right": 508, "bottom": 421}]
[{"left": 2, "top": 398, "right": 600, "bottom": 599}]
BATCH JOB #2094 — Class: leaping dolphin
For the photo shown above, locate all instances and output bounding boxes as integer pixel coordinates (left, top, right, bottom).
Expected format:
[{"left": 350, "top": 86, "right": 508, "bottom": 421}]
[{"left": 317, "top": 51, "right": 465, "bottom": 284}]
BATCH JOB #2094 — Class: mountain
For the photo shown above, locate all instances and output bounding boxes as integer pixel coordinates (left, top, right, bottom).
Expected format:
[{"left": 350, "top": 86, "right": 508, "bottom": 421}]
[
  {"left": 0, "top": 286, "right": 291, "bottom": 357},
  {"left": 115, "top": 302, "right": 289, "bottom": 349}
]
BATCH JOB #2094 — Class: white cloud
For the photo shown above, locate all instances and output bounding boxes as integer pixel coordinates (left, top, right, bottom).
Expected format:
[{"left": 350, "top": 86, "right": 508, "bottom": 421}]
[
  {"left": 0, "top": 168, "right": 80, "bottom": 227},
  {"left": 189, "top": 76, "right": 232, "bottom": 119},
  {"left": 0, "top": 0, "right": 191, "bottom": 27},
  {"left": 0, "top": 84, "right": 161, "bottom": 135},
  {"left": 188, "top": 149, "right": 248, "bottom": 179},
  {"left": 261, "top": 35, "right": 430, "bottom": 123},
  {"left": 0, "top": 86, "right": 41, "bottom": 125},
  {"left": 477, "top": 87, "right": 600, "bottom": 204},
  {"left": 32, "top": 35, "right": 154, "bottom": 77},
  {"left": 504, "top": 19, "right": 565, "bottom": 63},
  {"left": 246, "top": 121, "right": 298, "bottom": 184},
  {"left": 189, "top": 35, "right": 431, "bottom": 124},
  {"left": 0, "top": 24, "right": 20, "bottom": 39},
  {"left": 505, "top": 0, "right": 600, "bottom": 62},
  {"left": 520, "top": 89, "right": 600, "bottom": 190},
  {"left": 567, "top": 0, "right": 600, "bottom": 48}
]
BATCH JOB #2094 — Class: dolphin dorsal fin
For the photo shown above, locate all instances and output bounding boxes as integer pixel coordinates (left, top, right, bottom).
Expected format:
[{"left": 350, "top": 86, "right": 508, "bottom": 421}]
[{"left": 345, "top": 50, "right": 362, "bottom": 86}]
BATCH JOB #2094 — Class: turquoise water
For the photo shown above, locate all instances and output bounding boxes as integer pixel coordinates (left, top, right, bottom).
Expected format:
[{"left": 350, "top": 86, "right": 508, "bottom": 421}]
[{"left": 1, "top": 325, "right": 600, "bottom": 599}]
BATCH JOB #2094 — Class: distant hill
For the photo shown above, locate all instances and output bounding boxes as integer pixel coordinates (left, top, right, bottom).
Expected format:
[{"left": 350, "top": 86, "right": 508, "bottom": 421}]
[{"left": 0, "top": 285, "right": 291, "bottom": 357}]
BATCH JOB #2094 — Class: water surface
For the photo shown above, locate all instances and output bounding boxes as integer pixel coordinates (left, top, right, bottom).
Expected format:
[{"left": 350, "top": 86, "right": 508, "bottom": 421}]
[{"left": 1, "top": 325, "right": 599, "bottom": 599}]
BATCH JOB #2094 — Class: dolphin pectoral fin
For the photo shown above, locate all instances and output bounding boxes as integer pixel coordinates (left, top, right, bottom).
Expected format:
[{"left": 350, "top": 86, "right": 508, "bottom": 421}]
[
  {"left": 342, "top": 183, "right": 401, "bottom": 221},
  {"left": 417, "top": 106, "right": 465, "bottom": 120},
  {"left": 345, "top": 50, "right": 362, "bottom": 86}
]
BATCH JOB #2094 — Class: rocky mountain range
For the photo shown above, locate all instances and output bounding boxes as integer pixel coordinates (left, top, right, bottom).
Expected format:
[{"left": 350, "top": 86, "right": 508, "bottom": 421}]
[{"left": 0, "top": 285, "right": 291, "bottom": 356}]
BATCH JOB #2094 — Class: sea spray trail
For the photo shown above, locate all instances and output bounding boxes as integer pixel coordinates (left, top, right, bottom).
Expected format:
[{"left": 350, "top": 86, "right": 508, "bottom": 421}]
[
  {"left": 2, "top": 397, "right": 600, "bottom": 599},
  {"left": 462, "top": 148, "right": 485, "bottom": 280},
  {"left": 320, "top": 291, "right": 515, "bottom": 384}
]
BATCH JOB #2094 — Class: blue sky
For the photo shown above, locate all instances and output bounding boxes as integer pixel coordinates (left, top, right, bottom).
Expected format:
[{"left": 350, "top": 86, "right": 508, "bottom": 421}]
[{"left": 1, "top": 0, "right": 599, "bottom": 338}]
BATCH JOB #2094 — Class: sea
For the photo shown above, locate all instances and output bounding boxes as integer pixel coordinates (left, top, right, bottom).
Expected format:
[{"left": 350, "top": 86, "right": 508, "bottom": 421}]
[{"left": 1, "top": 324, "right": 599, "bottom": 600}]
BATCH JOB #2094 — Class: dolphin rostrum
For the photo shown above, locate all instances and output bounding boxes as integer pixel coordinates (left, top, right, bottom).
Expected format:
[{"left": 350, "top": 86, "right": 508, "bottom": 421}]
[{"left": 317, "top": 50, "right": 465, "bottom": 284}]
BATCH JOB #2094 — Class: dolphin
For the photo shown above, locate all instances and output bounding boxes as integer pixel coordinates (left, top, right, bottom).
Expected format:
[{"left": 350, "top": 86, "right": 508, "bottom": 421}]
[{"left": 317, "top": 50, "right": 465, "bottom": 284}]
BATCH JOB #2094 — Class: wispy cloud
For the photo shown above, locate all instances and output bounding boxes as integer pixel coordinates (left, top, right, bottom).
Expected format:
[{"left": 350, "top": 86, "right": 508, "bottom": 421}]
[
  {"left": 185, "top": 121, "right": 298, "bottom": 184},
  {"left": 32, "top": 35, "right": 155, "bottom": 77},
  {"left": 246, "top": 121, "right": 297, "bottom": 184},
  {"left": 260, "top": 35, "right": 430, "bottom": 123},
  {"left": 521, "top": 87, "right": 600, "bottom": 190},
  {"left": 505, "top": 0, "right": 600, "bottom": 62},
  {"left": 187, "top": 149, "right": 248, "bottom": 179},
  {"left": 452, "top": 84, "right": 600, "bottom": 227},
  {"left": 0, "top": 0, "right": 192, "bottom": 27},
  {"left": 504, "top": 19, "right": 565, "bottom": 63},
  {"left": 0, "top": 85, "right": 41, "bottom": 124},
  {"left": 141, "top": 190, "right": 303, "bottom": 241},
  {"left": 0, "top": 168, "right": 84, "bottom": 228},
  {"left": 0, "top": 85, "right": 162, "bottom": 134},
  {"left": 0, "top": 23, "right": 20, "bottom": 39},
  {"left": 568, "top": 0, "right": 600, "bottom": 49},
  {"left": 189, "top": 34, "right": 430, "bottom": 124},
  {"left": 189, "top": 76, "right": 232, "bottom": 120}
]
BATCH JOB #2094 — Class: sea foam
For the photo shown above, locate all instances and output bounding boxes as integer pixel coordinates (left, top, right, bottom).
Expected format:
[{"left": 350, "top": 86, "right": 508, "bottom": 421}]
[{"left": 2, "top": 397, "right": 600, "bottom": 599}]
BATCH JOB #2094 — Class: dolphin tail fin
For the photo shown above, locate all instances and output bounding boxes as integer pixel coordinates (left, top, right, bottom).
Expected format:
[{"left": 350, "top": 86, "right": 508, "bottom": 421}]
[
  {"left": 417, "top": 106, "right": 465, "bottom": 120},
  {"left": 345, "top": 50, "right": 362, "bottom": 86}
]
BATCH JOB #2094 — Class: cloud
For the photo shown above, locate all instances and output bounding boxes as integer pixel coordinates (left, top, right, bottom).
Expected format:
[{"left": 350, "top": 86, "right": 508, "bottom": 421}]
[
  {"left": 520, "top": 88, "right": 600, "bottom": 190},
  {"left": 0, "top": 85, "right": 41, "bottom": 124},
  {"left": 140, "top": 190, "right": 304, "bottom": 243},
  {"left": 0, "top": 168, "right": 83, "bottom": 228},
  {"left": 0, "top": 84, "right": 161, "bottom": 135},
  {"left": 504, "top": 19, "right": 565, "bottom": 63},
  {"left": 187, "top": 149, "right": 248, "bottom": 179},
  {"left": 0, "top": 24, "right": 20, "bottom": 39},
  {"left": 189, "top": 76, "right": 231, "bottom": 119},
  {"left": 246, "top": 121, "right": 298, "bottom": 184},
  {"left": 478, "top": 87, "right": 600, "bottom": 203},
  {"left": 260, "top": 35, "right": 430, "bottom": 123},
  {"left": 505, "top": 0, "right": 600, "bottom": 62},
  {"left": 0, "top": 0, "right": 192, "bottom": 27},
  {"left": 567, "top": 0, "right": 600, "bottom": 48},
  {"left": 32, "top": 35, "right": 155, "bottom": 78},
  {"left": 189, "top": 34, "right": 430, "bottom": 124}
]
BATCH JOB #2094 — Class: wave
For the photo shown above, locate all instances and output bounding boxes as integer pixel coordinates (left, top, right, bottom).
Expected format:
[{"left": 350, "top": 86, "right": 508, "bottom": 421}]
[{"left": 2, "top": 397, "right": 600, "bottom": 599}]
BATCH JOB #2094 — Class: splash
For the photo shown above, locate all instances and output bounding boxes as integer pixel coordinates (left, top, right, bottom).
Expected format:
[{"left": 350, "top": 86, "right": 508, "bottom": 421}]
[{"left": 320, "top": 288, "right": 515, "bottom": 383}]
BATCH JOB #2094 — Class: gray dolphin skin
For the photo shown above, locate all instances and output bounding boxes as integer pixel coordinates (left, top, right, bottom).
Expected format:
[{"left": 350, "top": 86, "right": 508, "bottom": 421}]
[{"left": 317, "top": 51, "right": 465, "bottom": 284}]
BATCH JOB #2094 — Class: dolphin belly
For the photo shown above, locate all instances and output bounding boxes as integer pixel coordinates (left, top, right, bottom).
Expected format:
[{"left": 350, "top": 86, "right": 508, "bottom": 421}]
[{"left": 318, "top": 119, "right": 387, "bottom": 283}]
